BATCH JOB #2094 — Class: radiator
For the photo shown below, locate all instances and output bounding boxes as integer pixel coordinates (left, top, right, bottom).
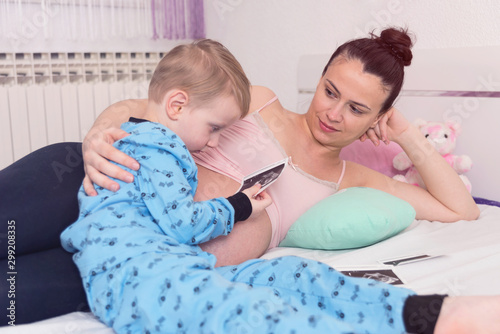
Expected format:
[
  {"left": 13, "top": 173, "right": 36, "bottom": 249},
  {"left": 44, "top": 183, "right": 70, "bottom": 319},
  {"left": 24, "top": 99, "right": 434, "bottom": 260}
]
[{"left": 0, "top": 51, "right": 162, "bottom": 170}]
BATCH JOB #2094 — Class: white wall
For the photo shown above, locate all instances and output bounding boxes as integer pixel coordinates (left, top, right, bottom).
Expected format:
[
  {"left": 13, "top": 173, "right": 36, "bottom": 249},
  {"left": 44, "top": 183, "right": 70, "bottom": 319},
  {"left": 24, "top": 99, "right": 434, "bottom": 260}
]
[
  {"left": 204, "top": 0, "right": 500, "bottom": 110},
  {"left": 0, "top": 2, "right": 183, "bottom": 53},
  {"left": 2, "top": 1, "right": 499, "bottom": 118},
  {"left": 4, "top": 1, "right": 499, "bottom": 101}
]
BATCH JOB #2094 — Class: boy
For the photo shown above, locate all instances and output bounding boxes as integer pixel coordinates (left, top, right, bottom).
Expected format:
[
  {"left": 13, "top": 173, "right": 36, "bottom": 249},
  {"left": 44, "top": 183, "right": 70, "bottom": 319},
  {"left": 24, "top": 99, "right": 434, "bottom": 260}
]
[{"left": 61, "top": 39, "right": 272, "bottom": 333}]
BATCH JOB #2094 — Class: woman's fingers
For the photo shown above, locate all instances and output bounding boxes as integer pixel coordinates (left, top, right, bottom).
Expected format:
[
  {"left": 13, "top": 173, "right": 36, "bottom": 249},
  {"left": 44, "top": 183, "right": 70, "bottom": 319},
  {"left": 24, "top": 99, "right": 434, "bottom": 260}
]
[
  {"left": 83, "top": 163, "right": 121, "bottom": 194},
  {"left": 87, "top": 128, "right": 140, "bottom": 171},
  {"left": 82, "top": 127, "right": 140, "bottom": 194},
  {"left": 364, "top": 110, "right": 392, "bottom": 146},
  {"left": 94, "top": 155, "right": 134, "bottom": 184},
  {"left": 377, "top": 111, "right": 391, "bottom": 144},
  {"left": 110, "top": 127, "right": 131, "bottom": 141},
  {"left": 99, "top": 144, "right": 139, "bottom": 176},
  {"left": 107, "top": 129, "right": 140, "bottom": 171},
  {"left": 365, "top": 128, "right": 381, "bottom": 146},
  {"left": 82, "top": 175, "right": 97, "bottom": 196}
]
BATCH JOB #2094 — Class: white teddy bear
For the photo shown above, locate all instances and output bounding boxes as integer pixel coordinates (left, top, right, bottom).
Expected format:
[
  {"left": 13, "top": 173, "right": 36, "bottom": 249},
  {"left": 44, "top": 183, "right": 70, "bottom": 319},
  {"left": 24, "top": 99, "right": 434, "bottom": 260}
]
[{"left": 393, "top": 118, "right": 472, "bottom": 192}]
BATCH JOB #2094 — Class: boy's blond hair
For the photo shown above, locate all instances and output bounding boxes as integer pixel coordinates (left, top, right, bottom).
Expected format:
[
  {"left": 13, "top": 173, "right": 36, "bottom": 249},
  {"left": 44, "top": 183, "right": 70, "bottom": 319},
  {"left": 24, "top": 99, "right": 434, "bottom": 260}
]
[{"left": 149, "top": 39, "right": 251, "bottom": 117}]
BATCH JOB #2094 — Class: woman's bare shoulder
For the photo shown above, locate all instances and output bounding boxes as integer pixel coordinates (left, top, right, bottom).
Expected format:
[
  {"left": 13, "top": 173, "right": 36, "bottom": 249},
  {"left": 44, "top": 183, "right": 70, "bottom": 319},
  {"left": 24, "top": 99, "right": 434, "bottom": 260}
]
[
  {"left": 250, "top": 85, "right": 276, "bottom": 100},
  {"left": 250, "top": 85, "right": 294, "bottom": 123},
  {"left": 250, "top": 86, "right": 279, "bottom": 112}
]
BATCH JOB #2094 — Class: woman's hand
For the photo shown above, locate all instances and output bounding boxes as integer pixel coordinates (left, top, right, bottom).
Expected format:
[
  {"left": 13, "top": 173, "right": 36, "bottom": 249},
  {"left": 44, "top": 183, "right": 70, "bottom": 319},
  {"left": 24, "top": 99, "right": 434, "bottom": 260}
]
[
  {"left": 241, "top": 184, "right": 273, "bottom": 220},
  {"left": 359, "top": 107, "right": 411, "bottom": 146},
  {"left": 82, "top": 126, "right": 140, "bottom": 196}
]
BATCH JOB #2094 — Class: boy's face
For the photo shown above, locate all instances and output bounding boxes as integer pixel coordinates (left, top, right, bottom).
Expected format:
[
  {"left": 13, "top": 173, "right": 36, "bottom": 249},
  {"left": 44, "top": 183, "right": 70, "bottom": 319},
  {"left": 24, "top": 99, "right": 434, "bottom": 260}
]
[{"left": 176, "top": 95, "right": 241, "bottom": 152}]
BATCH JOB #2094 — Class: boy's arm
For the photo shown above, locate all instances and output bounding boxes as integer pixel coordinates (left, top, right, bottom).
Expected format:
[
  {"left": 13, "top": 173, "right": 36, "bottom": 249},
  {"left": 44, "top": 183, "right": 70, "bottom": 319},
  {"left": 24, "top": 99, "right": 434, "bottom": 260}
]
[
  {"left": 136, "top": 152, "right": 237, "bottom": 245},
  {"left": 131, "top": 137, "right": 270, "bottom": 244},
  {"left": 118, "top": 125, "right": 241, "bottom": 244},
  {"left": 83, "top": 99, "right": 147, "bottom": 195}
]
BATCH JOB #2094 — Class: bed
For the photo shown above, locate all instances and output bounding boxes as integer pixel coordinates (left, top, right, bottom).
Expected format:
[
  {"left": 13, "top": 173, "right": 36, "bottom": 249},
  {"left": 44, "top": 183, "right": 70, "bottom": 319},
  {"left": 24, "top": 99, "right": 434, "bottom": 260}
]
[{"left": 3, "top": 46, "right": 500, "bottom": 333}]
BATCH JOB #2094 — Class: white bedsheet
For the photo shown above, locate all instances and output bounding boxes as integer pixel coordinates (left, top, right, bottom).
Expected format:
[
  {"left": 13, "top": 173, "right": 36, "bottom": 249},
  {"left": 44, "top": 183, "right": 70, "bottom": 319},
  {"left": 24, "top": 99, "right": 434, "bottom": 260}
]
[
  {"left": 3, "top": 204, "right": 499, "bottom": 333},
  {"left": 262, "top": 204, "right": 500, "bottom": 297}
]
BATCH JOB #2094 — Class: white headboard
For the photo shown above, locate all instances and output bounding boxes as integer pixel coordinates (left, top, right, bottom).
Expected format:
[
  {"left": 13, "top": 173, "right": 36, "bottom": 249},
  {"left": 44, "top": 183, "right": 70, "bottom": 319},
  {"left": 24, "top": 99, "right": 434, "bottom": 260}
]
[{"left": 297, "top": 46, "right": 500, "bottom": 201}]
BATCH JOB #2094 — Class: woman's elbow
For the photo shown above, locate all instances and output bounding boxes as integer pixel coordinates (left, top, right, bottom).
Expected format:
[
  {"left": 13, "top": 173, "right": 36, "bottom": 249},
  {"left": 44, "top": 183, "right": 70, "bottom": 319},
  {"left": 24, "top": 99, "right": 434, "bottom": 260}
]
[
  {"left": 447, "top": 204, "right": 481, "bottom": 222},
  {"left": 464, "top": 204, "right": 481, "bottom": 221}
]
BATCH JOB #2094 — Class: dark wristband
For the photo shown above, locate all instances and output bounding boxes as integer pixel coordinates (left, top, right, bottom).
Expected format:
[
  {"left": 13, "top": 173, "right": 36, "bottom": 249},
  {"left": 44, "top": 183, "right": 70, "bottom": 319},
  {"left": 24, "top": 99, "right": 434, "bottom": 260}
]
[
  {"left": 226, "top": 192, "right": 252, "bottom": 223},
  {"left": 403, "top": 294, "right": 447, "bottom": 334}
]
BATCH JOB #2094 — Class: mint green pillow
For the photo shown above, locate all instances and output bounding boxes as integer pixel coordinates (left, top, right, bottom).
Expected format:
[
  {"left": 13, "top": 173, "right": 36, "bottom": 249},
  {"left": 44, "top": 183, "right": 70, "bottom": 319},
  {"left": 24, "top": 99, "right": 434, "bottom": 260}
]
[{"left": 279, "top": 187, "right": 415, "bottom": 250}]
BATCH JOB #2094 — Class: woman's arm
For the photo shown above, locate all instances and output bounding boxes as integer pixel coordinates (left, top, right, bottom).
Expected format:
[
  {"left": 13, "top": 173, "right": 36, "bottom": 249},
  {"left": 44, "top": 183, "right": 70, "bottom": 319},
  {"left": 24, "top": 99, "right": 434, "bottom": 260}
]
[
  {"left": 83, "top": 99, "right": 147, "bottom": 195},
  {"left": 360, "top": 108, "right": 479, "bottom": 222}
]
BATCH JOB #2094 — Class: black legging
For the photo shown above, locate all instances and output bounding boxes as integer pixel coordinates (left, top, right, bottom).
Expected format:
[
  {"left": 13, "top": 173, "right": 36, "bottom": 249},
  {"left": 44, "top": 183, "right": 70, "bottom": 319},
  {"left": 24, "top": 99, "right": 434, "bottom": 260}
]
[{"left": 0, "top": 142, "right": 90, "bottom": 325}]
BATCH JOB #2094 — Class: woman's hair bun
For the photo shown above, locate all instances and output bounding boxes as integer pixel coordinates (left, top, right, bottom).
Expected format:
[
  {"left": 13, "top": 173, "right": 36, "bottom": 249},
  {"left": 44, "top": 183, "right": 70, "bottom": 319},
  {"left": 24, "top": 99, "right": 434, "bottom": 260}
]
[{"left": 377, "top": 27, "right": 414, "bottom": 66}]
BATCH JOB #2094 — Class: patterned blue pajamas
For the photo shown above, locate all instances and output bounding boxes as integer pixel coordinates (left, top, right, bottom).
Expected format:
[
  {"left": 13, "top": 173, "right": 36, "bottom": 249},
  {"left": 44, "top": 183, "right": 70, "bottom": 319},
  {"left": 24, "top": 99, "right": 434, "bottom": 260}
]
[
  {"left": 85, "top": 252, "right": 413, "bottom": 333},
  {"left": 61, "top": 119, "right": 414, "bottom": 334}
]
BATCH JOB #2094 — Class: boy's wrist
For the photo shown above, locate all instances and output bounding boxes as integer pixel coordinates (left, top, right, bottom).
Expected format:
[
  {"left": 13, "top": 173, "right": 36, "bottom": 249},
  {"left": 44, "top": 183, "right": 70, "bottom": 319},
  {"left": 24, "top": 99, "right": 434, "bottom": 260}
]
[
  {"left": 403, "top": 294, "right": 446, "bottom": 334},
  {"left": 226, "top": 192, "right": 252, "bottom": 223}
]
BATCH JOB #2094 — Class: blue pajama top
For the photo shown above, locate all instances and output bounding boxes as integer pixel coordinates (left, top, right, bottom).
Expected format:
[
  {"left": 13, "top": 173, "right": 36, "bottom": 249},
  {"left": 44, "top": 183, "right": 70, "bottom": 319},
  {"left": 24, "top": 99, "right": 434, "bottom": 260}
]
[{"left": 61, "top": 119, "right": 235, "bottom": 275}]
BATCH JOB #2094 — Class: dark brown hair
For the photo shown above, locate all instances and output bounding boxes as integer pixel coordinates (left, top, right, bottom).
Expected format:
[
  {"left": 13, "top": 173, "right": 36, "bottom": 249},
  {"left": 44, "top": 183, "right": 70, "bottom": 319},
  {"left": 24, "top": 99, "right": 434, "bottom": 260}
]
[{"left": 322, "top": 27, "right": 414, "bottom": 114}]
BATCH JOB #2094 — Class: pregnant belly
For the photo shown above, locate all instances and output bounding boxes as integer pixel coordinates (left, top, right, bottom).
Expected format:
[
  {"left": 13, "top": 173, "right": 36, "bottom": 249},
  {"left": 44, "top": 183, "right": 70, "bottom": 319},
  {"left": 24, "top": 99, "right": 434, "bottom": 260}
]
[{"left": 195, "top": 165, "right": 272, "bottom": 266}]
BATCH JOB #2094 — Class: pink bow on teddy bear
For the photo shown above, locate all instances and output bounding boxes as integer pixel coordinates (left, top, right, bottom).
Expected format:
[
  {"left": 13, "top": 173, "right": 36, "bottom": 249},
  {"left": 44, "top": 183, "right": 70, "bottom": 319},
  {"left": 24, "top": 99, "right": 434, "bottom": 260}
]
[{"left": 393, "top": 118, "right": 473, "bottom": 192}]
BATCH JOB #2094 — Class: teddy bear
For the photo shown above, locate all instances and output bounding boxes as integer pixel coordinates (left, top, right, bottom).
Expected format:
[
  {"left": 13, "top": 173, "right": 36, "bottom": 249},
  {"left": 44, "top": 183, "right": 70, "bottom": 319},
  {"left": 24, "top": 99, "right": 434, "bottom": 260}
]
[{"left": 392, "top": 118, "right": 472, "bottom": 192}]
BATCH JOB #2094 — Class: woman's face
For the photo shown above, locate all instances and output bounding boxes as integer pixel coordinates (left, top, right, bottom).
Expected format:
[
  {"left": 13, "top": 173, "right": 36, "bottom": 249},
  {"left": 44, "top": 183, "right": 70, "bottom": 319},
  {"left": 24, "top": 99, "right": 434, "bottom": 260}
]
[{"left": 305, "top": 57, "right": 389, "bottom": 149}]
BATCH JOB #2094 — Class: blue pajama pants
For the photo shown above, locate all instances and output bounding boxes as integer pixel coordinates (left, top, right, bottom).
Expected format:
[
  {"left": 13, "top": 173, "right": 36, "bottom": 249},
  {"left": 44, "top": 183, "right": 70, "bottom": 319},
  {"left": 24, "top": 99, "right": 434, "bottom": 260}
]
[{"left": 86, "top": 249, "right": 413, "bottom": 334}]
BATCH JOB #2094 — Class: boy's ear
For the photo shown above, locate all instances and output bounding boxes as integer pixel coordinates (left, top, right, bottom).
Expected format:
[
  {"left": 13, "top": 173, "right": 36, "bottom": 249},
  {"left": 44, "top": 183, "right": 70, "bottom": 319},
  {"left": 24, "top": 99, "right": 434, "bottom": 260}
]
[{"left": 164, "top": 90, "right": 188, "bottom": 120}]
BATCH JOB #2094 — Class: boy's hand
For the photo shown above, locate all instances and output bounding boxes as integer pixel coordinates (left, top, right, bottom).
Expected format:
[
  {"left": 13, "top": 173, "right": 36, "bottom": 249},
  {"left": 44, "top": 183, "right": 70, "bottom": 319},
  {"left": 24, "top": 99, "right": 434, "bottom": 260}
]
[{"left": 241, "top": 184, "right": 273, "bottom": 220}]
